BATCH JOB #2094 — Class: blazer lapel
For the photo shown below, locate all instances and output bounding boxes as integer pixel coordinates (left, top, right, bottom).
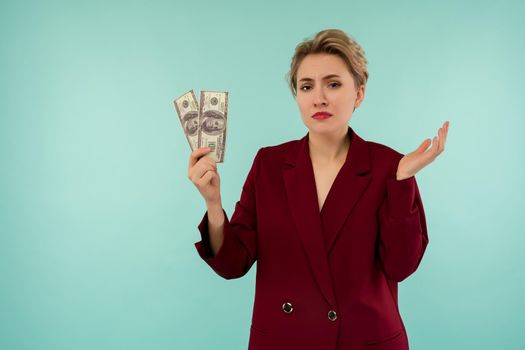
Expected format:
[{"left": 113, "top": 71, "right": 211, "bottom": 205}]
[
  {"left": 320, "top": 127, "right": 372, "bottom": 255},
  {"left": 283, "top": 133, "right": 337, "bottom": 308},
  {"left": 282, "top": 126, "right": 372, "bottom": 308}
]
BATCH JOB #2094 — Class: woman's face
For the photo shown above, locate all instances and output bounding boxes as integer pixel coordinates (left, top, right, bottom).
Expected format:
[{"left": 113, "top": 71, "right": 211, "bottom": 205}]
[{"left": 295, "top": 53, "right": 365, "bottom": 136}]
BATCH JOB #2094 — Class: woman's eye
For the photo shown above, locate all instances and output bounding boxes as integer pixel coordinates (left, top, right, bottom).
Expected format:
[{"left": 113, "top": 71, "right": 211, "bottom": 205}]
[{"left": 300, "top": 82, "right": 340, "bottom": 91}]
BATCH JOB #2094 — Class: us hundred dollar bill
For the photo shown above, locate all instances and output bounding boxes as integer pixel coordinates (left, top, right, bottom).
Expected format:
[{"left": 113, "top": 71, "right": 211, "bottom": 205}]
[
  {"left": 173, "top": 90, "right": 200, "bottom": 152},
  {"left": 198, "top": 91, "right": 228, "bottom": 163}
]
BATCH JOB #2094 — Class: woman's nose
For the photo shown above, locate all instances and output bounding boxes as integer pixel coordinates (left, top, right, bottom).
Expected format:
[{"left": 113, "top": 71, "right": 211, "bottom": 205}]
[{"left": 313, "top": 88, "right": 328, "bottom": 107}]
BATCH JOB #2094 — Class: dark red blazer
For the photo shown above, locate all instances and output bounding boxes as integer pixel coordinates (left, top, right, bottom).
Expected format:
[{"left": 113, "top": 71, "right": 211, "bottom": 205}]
[{"left": 195, "top": 126, "right": 428, "bottom": 350}]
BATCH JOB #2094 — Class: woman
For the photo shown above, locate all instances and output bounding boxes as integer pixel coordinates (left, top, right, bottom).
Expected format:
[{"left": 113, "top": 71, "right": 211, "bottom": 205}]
[{"left": 188, "top": 29, "right": 449, "bottom": 350}]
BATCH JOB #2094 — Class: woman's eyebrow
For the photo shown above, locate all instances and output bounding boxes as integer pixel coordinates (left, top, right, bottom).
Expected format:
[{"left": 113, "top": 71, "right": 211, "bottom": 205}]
[{"left": 298, "top": 74, "right": 341, "bottom": 82}]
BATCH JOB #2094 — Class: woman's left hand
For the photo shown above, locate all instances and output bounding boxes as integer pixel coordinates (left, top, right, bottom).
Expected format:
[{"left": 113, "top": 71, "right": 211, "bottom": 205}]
[{"left": 396, "top": 121, "right": 449, "bottom": 181}]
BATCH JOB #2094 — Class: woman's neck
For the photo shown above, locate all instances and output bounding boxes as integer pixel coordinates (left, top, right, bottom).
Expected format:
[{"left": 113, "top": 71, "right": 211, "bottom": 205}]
[{"left": 308, "top": 127, "right": 350, "bottom": 164}]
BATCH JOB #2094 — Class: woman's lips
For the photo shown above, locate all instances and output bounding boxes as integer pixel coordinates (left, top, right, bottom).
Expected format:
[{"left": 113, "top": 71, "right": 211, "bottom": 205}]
[{"left": 312, "top": 112, "right": 333, "bottom": 120}]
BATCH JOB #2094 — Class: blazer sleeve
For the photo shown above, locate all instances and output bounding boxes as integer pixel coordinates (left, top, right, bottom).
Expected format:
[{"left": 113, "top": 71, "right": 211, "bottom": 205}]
[
  {"left": 377, "top": 158, "right": 429, "bottom": 282},
  {"left": 194, "top": 148, "right": 263, "bottom": 280}
]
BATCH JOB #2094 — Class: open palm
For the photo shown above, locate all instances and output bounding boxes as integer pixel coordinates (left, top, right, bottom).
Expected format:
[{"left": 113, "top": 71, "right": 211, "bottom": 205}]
[{"left": 396, "top": 121, "right": 449, "bottom": 181}]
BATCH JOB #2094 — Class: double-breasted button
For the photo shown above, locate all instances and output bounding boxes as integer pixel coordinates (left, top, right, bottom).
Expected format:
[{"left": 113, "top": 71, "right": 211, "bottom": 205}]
[
  {"left": 282, "top": 302, "right": 293, "bottom": 314},
  {"left": 328, "top": 310, "right": 337, "bottom": 321}
]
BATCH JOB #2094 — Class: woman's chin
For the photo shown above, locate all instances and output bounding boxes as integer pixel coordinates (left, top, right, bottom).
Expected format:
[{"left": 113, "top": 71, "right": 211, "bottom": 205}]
[{"left": 304, "top": 121, "right": 347, "bottom": 135}]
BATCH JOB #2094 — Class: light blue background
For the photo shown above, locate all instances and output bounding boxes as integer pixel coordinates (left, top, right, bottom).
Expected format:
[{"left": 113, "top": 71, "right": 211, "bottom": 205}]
[{"left": 1, "top": 0, "right": 524, "bottom": 349}]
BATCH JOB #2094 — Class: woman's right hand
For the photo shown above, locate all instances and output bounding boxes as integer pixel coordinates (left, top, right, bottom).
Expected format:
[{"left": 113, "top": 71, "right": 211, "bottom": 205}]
[{"left": 188, "top": 147, "right": 221, "bottom": 205}]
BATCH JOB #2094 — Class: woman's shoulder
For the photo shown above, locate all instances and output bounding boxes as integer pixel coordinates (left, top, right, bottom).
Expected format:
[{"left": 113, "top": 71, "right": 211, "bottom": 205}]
[
  {"left": 362, "top": 139, "right": 406, "bottom": 177},
  {"left": 250, "top": 133, "right": 406, "bottom": 166},
  {"left": 365, "top": 140, "right": 404, "bottom": 160},
  {"left": 253, "top": 139, "right": 300, "bottom": 161}
]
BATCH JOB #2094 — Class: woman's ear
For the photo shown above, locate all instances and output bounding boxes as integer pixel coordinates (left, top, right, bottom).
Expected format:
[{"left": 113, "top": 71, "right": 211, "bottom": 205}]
[{"left": 354, "top": 84, "right": 366, "bottom": 109}]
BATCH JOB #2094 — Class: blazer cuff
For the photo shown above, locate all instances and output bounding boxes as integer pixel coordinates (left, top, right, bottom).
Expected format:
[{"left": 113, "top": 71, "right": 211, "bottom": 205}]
[
  {"left": 194, "top": 208, "right": 231, "bottom": 262},
  {"left": 386, "top": 176, "right": 417, "bottom": 219}
]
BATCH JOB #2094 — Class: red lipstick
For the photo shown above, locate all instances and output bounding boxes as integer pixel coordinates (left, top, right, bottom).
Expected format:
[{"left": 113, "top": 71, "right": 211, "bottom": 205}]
[{"left": 312, "top": 112, "right": 333, "bottom": 120}]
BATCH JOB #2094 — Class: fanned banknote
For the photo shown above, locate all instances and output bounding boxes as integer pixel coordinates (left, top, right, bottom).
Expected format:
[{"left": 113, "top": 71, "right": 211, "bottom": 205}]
[
  {"left": 198, "top": 91, "right": 228, "bottom": 163},
  {"left": 174, "top": 90, "right": 200, "bottom": 152}
]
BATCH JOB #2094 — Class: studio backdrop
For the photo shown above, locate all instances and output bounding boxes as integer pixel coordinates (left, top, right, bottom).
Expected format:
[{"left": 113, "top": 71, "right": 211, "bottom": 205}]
[{"left": 1, "top": 0, "right": 524, "bottom": 349}]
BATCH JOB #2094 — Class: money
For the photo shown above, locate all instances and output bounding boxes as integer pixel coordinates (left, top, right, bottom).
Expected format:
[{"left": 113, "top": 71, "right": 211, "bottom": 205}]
[
  {"left": 198, "top": 91, "right": 228, "bottom": 163},
  {"left": 173, "top": 89, "right": 229, "bottom": 163},
  {"left": 174, "top": 90, "right": 200, "bottom": 152}
]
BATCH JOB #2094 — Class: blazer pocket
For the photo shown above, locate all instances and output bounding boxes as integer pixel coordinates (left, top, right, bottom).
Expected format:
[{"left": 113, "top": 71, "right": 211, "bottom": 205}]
[
  {"left": 250, "top": 324, "right": 268, "bottom": 336},
  {"left": 364, "top": 328, "right": 403, "bottom": 347},
  {"left": 248, "top": 325, "right": 271, "bottom": 350}
]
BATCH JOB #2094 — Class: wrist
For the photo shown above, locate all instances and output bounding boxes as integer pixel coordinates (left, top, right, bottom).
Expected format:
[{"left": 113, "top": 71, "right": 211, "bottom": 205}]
[
  {"left": 206, "top": 198, "right": 222, "bottom": 210},
  {"left": 396, "top": 171, "right": 412, "bottom": 181}
]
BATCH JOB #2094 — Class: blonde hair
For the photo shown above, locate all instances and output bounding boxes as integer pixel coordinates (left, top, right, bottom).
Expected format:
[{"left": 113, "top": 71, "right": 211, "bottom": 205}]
[{"left": 286, "top": 29, "right": 369, "bottom": 97}]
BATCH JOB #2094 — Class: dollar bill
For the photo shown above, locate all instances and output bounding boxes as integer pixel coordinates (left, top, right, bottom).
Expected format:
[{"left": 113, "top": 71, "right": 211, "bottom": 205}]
[
  {"left": 198, "top": 91, "right": 228, "bottom": 163},
  {"left": 173, "top": 90, "right": 200, "bottom": 152}
]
